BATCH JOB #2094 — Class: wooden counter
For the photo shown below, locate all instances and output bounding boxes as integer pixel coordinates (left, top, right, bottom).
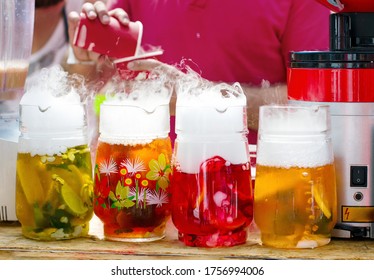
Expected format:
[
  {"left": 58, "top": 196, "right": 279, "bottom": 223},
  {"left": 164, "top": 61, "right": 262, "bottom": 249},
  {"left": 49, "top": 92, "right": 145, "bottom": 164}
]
[{"left": 1, "top": 215, "right": 373, "bottom": 260}]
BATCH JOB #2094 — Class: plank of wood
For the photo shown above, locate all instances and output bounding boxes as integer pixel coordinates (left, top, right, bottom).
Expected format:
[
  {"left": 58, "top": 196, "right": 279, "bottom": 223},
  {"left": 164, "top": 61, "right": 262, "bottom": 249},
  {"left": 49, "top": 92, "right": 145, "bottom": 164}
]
[{"left": 1, "top": 216, "right": 373, "bottom": 260}]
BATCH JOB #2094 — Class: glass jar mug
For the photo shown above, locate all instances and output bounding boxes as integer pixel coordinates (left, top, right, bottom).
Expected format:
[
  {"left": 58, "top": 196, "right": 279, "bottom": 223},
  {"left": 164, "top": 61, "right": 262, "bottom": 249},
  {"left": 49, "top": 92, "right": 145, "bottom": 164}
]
[
  {"left": 16, "top": 104, "right": 94, "bottom": 240},
  {"left": 94, "top": 102, "right": 172, "bottom": 242},
  {"left": 170, "top": 86, "right": 253, "bottom": 247},
  {"left": 254, "top": 105, "right": 337, "bottom": 249}
]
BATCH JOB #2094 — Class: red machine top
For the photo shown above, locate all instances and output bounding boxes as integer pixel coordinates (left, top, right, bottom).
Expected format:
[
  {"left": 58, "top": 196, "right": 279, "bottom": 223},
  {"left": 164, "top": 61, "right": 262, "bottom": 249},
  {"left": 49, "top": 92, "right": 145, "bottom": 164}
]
[
  {"left": 287, "top": 67, "right": 374, "bottom": 102},
  {"left": 317, "top": 0, "right": 374, "bottom": 12}
]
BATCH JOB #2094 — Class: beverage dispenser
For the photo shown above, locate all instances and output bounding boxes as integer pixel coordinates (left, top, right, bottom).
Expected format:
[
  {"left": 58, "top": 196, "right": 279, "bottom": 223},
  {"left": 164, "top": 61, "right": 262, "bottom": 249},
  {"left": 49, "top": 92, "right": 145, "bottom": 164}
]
[
  {"left": 0, "top": 1, "right": 35, "bottom": 221},
  {"left": 287, "top": 0, "right": 374, "bottom": 238}
]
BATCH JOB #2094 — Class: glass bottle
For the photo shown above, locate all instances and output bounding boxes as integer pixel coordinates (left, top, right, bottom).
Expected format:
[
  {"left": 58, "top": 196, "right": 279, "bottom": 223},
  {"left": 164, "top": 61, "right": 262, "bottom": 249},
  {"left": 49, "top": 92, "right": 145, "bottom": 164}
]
[{"left": 0, "top": 0, "right": 35, "bottom": 222}]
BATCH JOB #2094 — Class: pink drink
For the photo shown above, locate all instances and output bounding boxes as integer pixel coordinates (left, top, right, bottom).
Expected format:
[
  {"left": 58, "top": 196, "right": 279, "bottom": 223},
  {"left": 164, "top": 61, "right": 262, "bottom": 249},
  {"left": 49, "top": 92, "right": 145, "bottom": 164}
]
[{"left": 171, "top": 156, "right": 253, "bottom": 247}]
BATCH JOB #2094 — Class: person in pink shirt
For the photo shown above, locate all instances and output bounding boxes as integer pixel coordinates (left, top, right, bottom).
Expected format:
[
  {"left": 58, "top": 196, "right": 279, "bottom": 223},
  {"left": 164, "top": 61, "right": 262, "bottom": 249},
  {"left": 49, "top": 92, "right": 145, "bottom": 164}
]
[
  {"left": 68, "top": 0, "right": 330, "bottom": 142},
  {"left": 106, "top": 0, "right": 329, "bottom": 85}
]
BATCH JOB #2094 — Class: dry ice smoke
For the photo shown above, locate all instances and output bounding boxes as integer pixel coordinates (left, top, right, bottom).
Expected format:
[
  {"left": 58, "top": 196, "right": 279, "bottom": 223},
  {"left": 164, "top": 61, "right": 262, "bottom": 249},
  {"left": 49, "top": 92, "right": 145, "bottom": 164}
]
[
  {"left": 24, "top": 65, "right": 87, "bottom": 103},
  {"left": 19, "top": 66, "right": 89, "bottom": 155},
  {"left": 95, "top": 65, "right": 173, "bottom": 145},
  {"left": 99, "top": 62, "right": 173, "bottom": 114},
  {"left": 171, "top": 59, "right": 247, "bottom": 111},
  {"left": 170, "top": 61, "right": 249, "bottom": 174},
  {"left": 99, "top": 58, "right": 244, "bottom": 111},
  {"left": 102, "top": 78, "right": 171, "bottom": 113},
  {"left": 173, "top": 60, "right": 247, "bottom": 134}
]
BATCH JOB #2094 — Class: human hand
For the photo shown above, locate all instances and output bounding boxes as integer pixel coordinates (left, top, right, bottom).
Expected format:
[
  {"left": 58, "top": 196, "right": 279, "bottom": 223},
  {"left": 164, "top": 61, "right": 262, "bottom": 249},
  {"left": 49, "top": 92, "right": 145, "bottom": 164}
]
[
  {"left": 68, "top": 1, "right": 130, "bottom": 62},
  {"left": 126, "top": 59, "right": 185, "bottom": 80}
]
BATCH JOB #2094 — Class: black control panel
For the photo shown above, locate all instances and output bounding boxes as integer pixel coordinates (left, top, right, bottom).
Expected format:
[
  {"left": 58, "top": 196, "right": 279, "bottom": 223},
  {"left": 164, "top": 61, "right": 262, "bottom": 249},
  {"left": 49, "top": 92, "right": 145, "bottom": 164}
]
[{"left": 350, "top": 166, "right": 368, "bottom": 187}]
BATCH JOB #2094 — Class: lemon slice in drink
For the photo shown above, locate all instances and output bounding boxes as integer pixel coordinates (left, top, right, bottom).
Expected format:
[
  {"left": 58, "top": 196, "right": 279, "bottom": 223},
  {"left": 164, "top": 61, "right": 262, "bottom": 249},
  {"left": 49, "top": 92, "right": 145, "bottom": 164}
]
[
  {"left": 60, "top": 183, "right": 88, "bottom": 216},
  {"left": 313, "top": 187, "right": 331, "bottom": 219}
]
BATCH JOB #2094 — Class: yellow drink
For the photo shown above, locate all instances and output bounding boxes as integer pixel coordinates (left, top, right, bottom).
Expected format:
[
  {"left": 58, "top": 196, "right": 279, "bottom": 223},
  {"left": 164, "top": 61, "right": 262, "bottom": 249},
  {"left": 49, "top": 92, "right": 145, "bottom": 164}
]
[
  {"left": 16, "top": 145, "right": 94, "bottom": 240},
  {"left": 254, "top": 163, "right": 337, "bottom": 248}
]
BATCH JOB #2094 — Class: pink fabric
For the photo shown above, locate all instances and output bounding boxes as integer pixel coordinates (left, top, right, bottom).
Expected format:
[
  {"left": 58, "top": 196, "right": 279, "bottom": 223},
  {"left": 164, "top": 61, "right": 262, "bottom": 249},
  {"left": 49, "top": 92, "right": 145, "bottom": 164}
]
[
  {"left": 107, "top": 0, "right": 329, "bottom": 85},
  {"left": 106, "top": 0, "right": 330, "bottom": 145}
]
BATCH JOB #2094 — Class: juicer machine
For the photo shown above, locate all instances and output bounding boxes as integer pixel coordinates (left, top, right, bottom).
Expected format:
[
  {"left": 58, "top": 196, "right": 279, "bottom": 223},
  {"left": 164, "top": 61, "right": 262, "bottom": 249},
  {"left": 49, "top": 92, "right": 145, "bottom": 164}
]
[
  {"left": 288, "top": 0, "right": 374, "bottom": 238},
  {"left": 0, "top": 1, "right": 34, "bottom": 222}
]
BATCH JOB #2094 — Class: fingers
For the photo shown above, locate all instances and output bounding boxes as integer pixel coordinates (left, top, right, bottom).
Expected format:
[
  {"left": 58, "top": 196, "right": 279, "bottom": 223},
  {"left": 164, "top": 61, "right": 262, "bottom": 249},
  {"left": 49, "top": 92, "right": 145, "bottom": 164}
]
[
  {"left": 68, "top": 11, "right": 89, "bottom": 61},
  {"left": 82, "top": 1, "right": 111, "bottom": 24},
  {"left": 67, "top": 11, "right": 80, "bottom": 33},
  {"left": 109, "top": 8, "right": 130, "bottom": 25},
  {"left": 68, "top": 10, "right": 102, "bottom": 62},
  {"left": 128, "top": 59, "right": 182, "bottom": 77},
  {"left": 68, "top": 1, "right": 111, "bottom": 62},
  {"left": 127, "top": 59, "right": 163, "bottom": 71},
  {"left": 82, "top": 2, "right": 97, "bottom": 19},
  {"left": 94, "top": 1, "right": 111, "bottom": 24},
  {"left": 96, "top": 55, "right": 117, "bottom": 80},
  {"left": 67, "top": 11, "right": 80, "bottom": 43},
  {"left": 68, "top": 1, "right": 131, "bottom": 64},
  {"left": 81, "top": 2, "right": 129, "bottom": 26}
]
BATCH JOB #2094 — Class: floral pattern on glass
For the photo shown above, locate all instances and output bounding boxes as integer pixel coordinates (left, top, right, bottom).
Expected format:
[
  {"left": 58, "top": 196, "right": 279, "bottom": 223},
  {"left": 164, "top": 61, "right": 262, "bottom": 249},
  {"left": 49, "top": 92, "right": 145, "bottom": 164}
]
[{"left": 93, "top": 138, "right": 172, "bottom": 240}]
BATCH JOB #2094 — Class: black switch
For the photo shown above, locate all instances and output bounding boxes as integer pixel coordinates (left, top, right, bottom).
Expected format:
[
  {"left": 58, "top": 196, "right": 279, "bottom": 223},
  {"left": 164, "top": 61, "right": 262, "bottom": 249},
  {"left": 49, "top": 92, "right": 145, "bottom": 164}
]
[{"left": 350, "top": 166, "right": 367, "bottom": 187}]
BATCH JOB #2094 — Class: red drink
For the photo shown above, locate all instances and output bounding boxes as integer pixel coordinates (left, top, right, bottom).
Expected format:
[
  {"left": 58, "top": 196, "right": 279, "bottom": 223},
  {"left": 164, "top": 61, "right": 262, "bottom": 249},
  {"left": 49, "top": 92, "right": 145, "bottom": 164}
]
[
  {"left": 94, "top": 137, "right": 172, "bottom": 241},
  {"left": 171, "top": 156, "right": 253, "bottom": 247}
]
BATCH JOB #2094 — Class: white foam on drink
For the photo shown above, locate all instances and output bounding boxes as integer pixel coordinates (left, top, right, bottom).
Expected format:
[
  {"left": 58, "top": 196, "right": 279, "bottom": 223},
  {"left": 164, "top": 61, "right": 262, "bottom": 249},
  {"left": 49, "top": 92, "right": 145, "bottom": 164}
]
[
  {"left": 257, "top": 140, "right": 333, "bottom": 168},
  {"left": 98, "top": 75, "right": 172, "bottom": 144},
  {"left": 18, "top": 66, "right": 88, "bottom": 155},
  {"left": 175, "top": 73, "right": 249, "bottom": 174},
  {"left": 256, "top": 105, "right": 334, "bottom": 168}
]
